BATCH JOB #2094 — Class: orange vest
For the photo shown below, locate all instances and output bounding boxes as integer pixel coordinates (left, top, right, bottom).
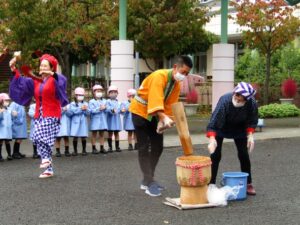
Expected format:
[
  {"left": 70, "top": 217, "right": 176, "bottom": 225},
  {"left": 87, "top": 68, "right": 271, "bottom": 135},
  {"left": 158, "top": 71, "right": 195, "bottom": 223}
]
[{"left": 129, "top": 69, "right": 180, "bottom": 120}]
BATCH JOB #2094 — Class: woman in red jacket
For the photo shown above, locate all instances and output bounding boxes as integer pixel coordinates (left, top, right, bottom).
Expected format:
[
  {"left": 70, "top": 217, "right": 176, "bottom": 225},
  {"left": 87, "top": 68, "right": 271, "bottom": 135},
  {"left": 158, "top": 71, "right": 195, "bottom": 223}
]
[{"left": 9, "top": 53, "right": 68, "bottom": 178}]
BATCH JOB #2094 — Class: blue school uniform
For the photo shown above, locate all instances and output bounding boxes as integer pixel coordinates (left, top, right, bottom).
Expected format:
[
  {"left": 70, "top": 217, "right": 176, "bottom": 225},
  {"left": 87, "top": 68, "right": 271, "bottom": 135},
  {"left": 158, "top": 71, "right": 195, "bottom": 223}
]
[
  {"left": 10, "top": 102, "right": 27, "bottom": 139},
  {"left": 121, "top": 100, "right": 135, "bottom": 131},
  {"left": 88, "top": 98, "right": 108, "bottom": 131},
  {"left": 0, "top": 107, "right": 13, "bottom": 140},
  {"left": 69, "top": 101, "right": 89, "bottom": 137},
  {"left": 57, "top": 105, "right": 72, "bottom": 137},
  {"left": 106, "top": 99, "right": 122, "bottom": 131},
  {"left": 28, "top": 103, "right": 36, "bottom": 140}
]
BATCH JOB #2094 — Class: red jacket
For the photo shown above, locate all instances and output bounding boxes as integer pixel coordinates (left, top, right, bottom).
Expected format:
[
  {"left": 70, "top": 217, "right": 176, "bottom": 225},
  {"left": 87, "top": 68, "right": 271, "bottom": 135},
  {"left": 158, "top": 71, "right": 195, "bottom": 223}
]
[{"left": 33, "top": 76, "right": 61, "bottom": 119}]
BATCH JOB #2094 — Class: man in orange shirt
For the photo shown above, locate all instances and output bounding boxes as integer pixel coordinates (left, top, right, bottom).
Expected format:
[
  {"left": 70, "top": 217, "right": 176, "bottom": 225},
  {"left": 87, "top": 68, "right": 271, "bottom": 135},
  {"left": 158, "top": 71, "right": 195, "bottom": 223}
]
[{"left": 130, "top": 55, "right": 193, "bottom": 197}]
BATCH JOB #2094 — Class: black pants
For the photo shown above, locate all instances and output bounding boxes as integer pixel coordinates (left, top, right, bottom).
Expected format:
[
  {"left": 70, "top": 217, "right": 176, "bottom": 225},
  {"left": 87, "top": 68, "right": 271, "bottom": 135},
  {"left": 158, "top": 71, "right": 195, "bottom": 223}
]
[
  {"left": 132, "top": 114, "right": 163, "bottom": 185},
  {"left": 210, "top": 136, "right": 252, "bottom": 184}
]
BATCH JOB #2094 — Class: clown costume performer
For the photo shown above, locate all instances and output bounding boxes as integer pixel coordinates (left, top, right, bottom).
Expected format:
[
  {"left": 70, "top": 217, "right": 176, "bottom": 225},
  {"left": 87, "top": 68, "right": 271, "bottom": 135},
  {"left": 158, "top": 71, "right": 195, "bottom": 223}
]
[{"left": 9, "top": 54, "right": 68, "bottom": 178}]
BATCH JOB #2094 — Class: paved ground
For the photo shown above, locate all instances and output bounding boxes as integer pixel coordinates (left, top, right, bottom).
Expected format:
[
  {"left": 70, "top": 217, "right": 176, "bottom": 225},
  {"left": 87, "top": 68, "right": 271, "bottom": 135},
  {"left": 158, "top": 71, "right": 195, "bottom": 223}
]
[{"left": 0, "top": 137, "right": 299, "bottom": 225}]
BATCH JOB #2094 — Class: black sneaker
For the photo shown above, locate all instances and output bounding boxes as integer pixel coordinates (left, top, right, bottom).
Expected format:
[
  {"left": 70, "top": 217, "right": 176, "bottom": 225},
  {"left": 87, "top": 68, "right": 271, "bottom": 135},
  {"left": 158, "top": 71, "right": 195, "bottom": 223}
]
[
  {"left": 82, "top": 151, "right": 88, "bottom": 156},
  {"left": 128, "top": 144, "right": 133, "bottom": 151},
  {"left": 33, "top": 153, "right": 40, "bottom": 159},
  {"left": 72, "top": 152, "right": 78, "bottom": 156},
  {"left": 108, "top": 148, "right": 113, "bottom": 153},
  {"left": 92, "top": 149, "right": 99, "bottom": 154},
  {"left": 116, "top": 147, "right": 122, "bottom": 152},
  {"left": 7, "top": 155, "right": 13, "bottom": 161},
  {"left": 100, "top": 150, "right": 108, "bottom": 154},
  {"left": 55, "top": 152, "right": 62, "bottom": 157},
  {"left": 0, "top": 157, "right": 4, "bottom": 162},
  {"left": 19, "top": 153, "right": 26, "bottom": 158},
  {"left": 12, "top": 154, "right": 22, "bottom": 159}
]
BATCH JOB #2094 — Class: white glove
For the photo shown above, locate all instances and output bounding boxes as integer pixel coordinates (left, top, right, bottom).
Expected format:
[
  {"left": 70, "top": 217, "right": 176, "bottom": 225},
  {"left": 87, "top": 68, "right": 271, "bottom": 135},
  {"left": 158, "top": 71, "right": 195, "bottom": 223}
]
[
  {"left": 12, "top": 111, "right": 18, "bottom": 117},
  {"left": 208, "top": 136, "right": 217, "bottom": 154},
  {"left": 156, "top": 116, "right": 175, "bottom": 134},
  {"left": 247, "top": 133, "right": 255, "bottom": 154}
]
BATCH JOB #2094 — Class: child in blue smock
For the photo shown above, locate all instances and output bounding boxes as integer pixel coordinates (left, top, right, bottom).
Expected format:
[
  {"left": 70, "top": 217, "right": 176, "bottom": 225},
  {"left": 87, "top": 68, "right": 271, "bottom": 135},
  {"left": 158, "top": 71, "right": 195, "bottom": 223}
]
[
  {"left": 106, "top": 85, "right": 122, "bottom": 152},
  {"left": 70, "top": 87, "right": 89, "bottom": 156},
  {"left": 28, "top": 101, "right": 39, "bottom": 159},
  {"left": 0, "top": 93, "right": 13, "bottom": 161},
  {"left": 55, "top": 104, "right": 72, "bottom": 157},
  {"left": 121, "top": 89, "right": 137, "bottom": 151},
  {"left": 10, "top": 101, "right": 27, "bottom": 159},
  {"left": 88, "top": 84, "right": 108, "bottom": 154}
]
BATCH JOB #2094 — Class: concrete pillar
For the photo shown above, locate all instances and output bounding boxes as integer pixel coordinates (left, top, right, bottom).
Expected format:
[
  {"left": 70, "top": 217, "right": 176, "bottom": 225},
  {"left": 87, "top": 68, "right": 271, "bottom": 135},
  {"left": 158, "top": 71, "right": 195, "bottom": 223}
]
[
  {"left": 111, "top": 40, "right": 134, "bottom": 140},
  {"left": 212, "top": 43, "right": 234, "bottom": 110}
]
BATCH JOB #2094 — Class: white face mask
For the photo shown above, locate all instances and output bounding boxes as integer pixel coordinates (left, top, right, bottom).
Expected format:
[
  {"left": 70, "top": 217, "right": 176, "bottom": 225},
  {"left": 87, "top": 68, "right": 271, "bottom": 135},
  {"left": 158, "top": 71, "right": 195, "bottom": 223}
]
[
  {"left": 77, "top": 96, "right": 84, "bottom": 101},
  {"left": 174, "top": 72, "right": 186, "bottom": 81},
  {"left": 3, "top": 101, "right": 10, "bottom": 107},
  {"left": 95, "top": 92, "right": 103, "bottom": 98},
  {"left": 109, "top": 93, "right": 118, "bottom": 99},
  {"left": 232, "top": 96, "right": 245, "bottom": 108}
]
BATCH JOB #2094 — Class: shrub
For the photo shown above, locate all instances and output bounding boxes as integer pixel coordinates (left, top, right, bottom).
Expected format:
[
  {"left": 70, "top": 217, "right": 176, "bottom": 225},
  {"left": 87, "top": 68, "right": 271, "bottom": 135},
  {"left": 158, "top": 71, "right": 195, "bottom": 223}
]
[
  {"left": 281, "top": 79, "right": 298, "bottom": 98},
  {"left": 186, "top": 88, "right": 198, "bottom": 104},
  {"left": 258, "top": 103, "right": 300, "bottom": 118}
]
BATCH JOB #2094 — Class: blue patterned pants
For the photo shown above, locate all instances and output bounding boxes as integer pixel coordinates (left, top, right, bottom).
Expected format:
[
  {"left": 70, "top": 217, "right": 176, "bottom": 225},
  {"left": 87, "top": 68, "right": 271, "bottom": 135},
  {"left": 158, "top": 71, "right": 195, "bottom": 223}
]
[{"left": 33, "top": 117, "right": 60, "bottom": 171}]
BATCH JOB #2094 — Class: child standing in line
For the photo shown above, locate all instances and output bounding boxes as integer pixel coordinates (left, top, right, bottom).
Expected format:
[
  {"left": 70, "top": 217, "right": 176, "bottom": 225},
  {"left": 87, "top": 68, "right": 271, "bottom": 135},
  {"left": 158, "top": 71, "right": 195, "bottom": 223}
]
[
  {"left": 0, "top": 93, "right": 13, "bottom": 161},
  {"left": 88, "top": 84, "right": 108, "bottom": 154},
  {"left": 28, "top": 100, "right": 39, "bottom": 159},
  {"left": 121, "top": 89, "right": 137, "bottom": 151},
  {"left": 55, "top": 104, "right": 72, "bottom": 157},
  {"left": 69, "top": 87, "right": 89, "bottom": 156},
  {"left": 106, "top": 85, "right": 122, "bottom": 153},
  {"left": 10, "top": 101, "right": 27, "bottom": 159}
]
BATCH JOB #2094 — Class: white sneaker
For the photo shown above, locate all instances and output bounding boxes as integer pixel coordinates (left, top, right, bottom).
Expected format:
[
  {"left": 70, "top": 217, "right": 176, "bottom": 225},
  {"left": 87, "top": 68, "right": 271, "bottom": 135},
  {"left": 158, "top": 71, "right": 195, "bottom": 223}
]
[
  {"left": 39, "top": 171, "right": 54, "bottom": 179},
  {"left": 40, "top": 159, "right": 51, "bottom": 169}
]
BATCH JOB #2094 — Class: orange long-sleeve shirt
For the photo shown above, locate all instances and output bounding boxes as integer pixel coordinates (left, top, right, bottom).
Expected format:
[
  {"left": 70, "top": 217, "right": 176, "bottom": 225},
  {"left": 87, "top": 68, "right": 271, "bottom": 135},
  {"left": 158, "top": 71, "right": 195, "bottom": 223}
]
[{"left": 129, "top": 69, "right": 180, "bottom": 120}]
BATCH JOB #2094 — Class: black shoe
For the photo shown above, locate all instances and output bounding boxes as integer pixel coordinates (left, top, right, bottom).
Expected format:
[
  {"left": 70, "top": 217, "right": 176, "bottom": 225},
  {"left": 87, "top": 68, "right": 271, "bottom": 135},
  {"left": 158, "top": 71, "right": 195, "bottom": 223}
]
[
  {"left": 64, "top": 151, "right": 71, "bottom": 157},
  {"left": 128, "top": 144, "right": 133, "bottom": 151},
  {"left": 134, "top": 143, "right": 138, "bottom": 150},
  {"left": 0, "top": 157, "right": 4, "bottom": 162},
  {"left": 108, "top": 147, "right": 113, "bottom": 153},
  {"left": 116, "top": 147, "right": 122, "bottom": 152},
  {"left": 32, "top": 153, "right": 39, "bottom": 159},
  {"left": 19, "top": 153, "right": 26, "bottom": 158},
  {"left": 72, "top": 152, "right": 78, "bottom": 156},
  {"left": 92, "top": 149, "right": 99, "bottom": 154},
  {"left": 82, "top": 151, "right": 88, "bottom": 156},
  {"left": 55, "top": 151, "right": 62, "bottom": 157},
  {"left": 100, "top": 150, "right": 108, "bottom": 154},
  {"left": 7, "top": 155, "right": 13, "bottom": 161},
  {"left": 12, "top": 153, "right": 22, "bottom": 159}
]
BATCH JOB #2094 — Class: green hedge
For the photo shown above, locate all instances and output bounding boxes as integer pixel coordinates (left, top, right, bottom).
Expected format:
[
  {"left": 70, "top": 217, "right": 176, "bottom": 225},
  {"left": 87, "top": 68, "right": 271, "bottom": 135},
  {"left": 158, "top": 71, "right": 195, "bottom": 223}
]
[{"left": 258, "top": 103, "right": 300, "bottom": 118}]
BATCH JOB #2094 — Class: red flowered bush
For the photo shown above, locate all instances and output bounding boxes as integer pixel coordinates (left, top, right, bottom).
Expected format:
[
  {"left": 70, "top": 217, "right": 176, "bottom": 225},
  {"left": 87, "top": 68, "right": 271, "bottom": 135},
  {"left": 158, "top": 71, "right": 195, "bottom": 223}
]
[{"left": 281, "top": 79, "right": 298, "bottom": 98}]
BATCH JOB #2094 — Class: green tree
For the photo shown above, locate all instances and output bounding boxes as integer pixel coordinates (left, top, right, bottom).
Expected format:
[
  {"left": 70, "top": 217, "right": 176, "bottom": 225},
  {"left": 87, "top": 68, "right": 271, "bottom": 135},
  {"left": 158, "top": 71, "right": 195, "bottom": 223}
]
[
  {"left": 231, "top": 0, "right": 300, "bottom": 104},
  {"left": 127, "top": 0, "right": 216, "bottom": 68},
  {"left": 0, "top": 0, "right": 118, "bottom": 93}
]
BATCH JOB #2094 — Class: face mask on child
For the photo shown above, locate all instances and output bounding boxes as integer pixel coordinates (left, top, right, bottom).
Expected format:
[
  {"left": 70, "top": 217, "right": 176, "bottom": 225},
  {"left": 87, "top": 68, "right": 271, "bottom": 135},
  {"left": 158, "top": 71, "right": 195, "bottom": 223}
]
[
  {"left": 77, "top": 96, "right": 84, "bottom": 101},
  {"left": 109, "top": 93, "right": 118, "bottom": 99},
  {"left": 3, "top": 101, "right": 10, "bottom": 107},
  {"left": 95, "top": 92, "right": 103, "bottom": 98},
  {"left": 232, "top": 96, "right": 245, "bottom": 108}
]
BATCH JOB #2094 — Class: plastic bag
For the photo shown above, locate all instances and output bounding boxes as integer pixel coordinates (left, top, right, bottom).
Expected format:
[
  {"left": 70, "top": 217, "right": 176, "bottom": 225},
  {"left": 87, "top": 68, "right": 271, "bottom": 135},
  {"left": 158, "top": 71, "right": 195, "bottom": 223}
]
[{"left": 207, "top": 184, "right": 241, "bottom": 206}]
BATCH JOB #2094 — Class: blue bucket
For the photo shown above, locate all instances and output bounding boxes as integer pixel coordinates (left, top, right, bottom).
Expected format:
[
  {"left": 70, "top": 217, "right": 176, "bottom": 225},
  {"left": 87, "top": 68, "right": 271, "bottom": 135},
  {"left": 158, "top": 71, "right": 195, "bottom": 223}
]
[{"left": 222, "top": 172, "right": 249, "bottom": 201}]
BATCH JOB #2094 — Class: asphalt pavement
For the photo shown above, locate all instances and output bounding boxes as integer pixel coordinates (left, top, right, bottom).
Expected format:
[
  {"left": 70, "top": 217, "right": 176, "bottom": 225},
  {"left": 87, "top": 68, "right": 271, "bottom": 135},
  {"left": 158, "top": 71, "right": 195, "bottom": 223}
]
[{"left": 0, "top": 136, "right": 299, "bottom": 225}]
